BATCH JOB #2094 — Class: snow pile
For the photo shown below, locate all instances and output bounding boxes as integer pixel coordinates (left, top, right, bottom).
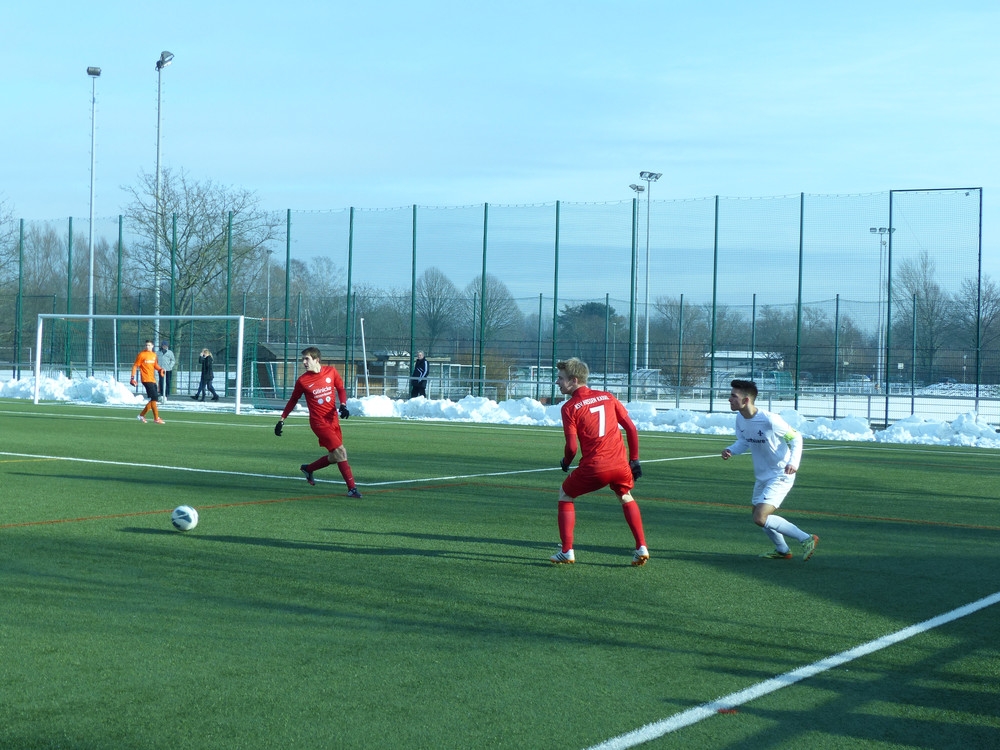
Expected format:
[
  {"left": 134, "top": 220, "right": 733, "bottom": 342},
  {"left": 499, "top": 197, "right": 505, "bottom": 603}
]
[{"left": 4, "top": 375, "right": 1000, "bottom": 449}]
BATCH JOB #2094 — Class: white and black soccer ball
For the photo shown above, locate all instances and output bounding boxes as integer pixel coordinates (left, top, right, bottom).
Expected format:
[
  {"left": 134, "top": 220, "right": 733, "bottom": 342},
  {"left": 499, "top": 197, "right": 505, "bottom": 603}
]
[{"left": 171, "top": 505, "right": 199, "bottom": 531}]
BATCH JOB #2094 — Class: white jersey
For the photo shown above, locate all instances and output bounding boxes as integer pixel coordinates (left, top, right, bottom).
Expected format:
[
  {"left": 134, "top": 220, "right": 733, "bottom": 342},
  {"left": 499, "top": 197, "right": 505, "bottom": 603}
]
[{"left": 727, "top": 408, "right": 803, "bottom": 481}]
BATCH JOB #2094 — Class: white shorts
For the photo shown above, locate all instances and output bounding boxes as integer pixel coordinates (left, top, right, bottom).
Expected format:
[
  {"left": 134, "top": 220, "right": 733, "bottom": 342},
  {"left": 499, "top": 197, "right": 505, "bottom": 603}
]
[{"left": 751, "top": 473, "right": 795, "bottom": 509}]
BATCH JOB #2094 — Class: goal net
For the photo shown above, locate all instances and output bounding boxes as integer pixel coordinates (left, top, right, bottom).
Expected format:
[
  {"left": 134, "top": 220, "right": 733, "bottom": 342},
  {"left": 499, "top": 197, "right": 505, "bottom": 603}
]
[{"left": 33, "top": 314, "right": 261, "bottom": 415}]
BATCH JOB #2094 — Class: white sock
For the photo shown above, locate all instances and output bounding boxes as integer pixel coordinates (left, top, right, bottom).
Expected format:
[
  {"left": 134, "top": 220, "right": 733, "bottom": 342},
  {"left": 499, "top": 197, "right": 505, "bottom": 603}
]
[
  {"left": 765, "top": 514, "right": 810, "bottom": 543},
  {"left": 763, "top": 525, "right": 788, "bottom": 552}
]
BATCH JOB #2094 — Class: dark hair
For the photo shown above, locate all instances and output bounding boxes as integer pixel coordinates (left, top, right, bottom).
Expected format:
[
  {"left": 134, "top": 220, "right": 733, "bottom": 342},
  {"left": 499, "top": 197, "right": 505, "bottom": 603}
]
[
  {"left": 302, "top": 346, "right": 322, "bottom": 360},
  {"left": 730, "top": 379, "right": 758, "bottom": 400}
]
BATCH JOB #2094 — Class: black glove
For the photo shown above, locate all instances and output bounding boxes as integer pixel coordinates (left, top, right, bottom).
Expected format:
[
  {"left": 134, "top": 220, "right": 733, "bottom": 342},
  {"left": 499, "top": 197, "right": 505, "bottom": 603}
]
[
  {"left": 629, "top": 459, "right": 642, "bottom": 480},
  {"left": 560, "top": 457, "right": 570, "bottom": 472},
  {"left": 274, "top": 420, "right": 284, "bottom": 437},
  {"left": 339, "top": 404, "right": 350, "bottom": 419}
]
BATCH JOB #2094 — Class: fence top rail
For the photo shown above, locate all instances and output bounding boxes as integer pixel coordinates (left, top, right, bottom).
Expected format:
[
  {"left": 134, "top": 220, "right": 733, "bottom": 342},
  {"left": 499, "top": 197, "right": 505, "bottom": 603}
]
[{"left": 37, "top": 314, "right": 256, "bottom": 322}]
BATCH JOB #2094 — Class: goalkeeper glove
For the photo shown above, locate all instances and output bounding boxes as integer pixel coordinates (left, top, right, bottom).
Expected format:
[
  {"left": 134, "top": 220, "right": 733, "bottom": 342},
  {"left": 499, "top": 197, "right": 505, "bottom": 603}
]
[
  {"left": 274, "top": 420, "right": 284, "bottom": 437},
  {"left": 339, "top": 404, "right": 350, "bottom": 419},
  {"left": 629, "top": 459, "right": 642, "bottom": 480},
  {"left": 560, "top": 457, "right": 570, "bottom": 472}
]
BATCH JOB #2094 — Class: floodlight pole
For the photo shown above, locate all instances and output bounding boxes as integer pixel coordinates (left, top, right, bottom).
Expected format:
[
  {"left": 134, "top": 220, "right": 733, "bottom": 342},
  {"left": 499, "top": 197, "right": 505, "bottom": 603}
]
[
  {"left": 869, "top": 226, "right": 894, "bottom": 392},
  {"left": 639, "top": 171, "right": 662, "bottom": 369},
  {"left": 154, "top": 51, "right": 174, "bottom": 346},
  {"left": 629, "top": 183, "right": 645, "bottom": 369},
  {"left": 86, "top": 66, "right": 101, "bottom": 377}
]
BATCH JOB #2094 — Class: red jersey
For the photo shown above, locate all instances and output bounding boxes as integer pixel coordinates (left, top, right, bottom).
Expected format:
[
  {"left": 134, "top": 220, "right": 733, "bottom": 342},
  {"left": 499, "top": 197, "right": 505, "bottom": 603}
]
[
  {"left": 281, "top": 365, "right": 347, "bottom": 422},
  {"left": 561, "top": 385, "right": 639, "bottom": 470}
]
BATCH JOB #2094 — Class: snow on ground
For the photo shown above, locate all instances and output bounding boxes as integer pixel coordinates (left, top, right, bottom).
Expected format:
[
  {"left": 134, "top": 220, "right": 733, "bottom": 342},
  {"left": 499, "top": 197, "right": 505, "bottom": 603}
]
[{"left": 3, "top": 375, "right": 1000, "bottom": 449}]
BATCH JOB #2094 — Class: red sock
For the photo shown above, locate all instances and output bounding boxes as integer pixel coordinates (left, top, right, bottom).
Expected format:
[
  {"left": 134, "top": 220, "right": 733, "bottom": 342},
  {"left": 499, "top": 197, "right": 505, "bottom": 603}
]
[
  {"left": 621, "top": 501, "right": 646, "bottom": 548},
  {"left": 337, "top": 461, "right": 355, "bottom": 489},
  {"left": 307, "top": 455, "right": 332, "bottom": 473},
  {"left": 558, "top": 501, "right": 575, "bottom": 552}
]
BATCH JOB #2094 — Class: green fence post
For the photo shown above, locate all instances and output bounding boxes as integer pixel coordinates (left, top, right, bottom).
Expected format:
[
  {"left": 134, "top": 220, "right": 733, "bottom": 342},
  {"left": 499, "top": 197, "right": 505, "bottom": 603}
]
[
  {"left": 794, "top": 192, "right": 805, "bottom": 409},
  {"left": 66, "top": 217, "right": 73, "bottom": 376},
  {"left": 224, "top": 211, "right": 233, "bottom": 396},
  {"left": 536, "top": 293, "right": 543, "bottom": 400},
  {"left": 410, "top": 204, "right": 417, "bottom": 380},
  {"left": 478, "top": 203, "right": 488, "bottom": 397},
  {"left": 884, "top": 191, "right": 895, "bottom": 427},
  {"left": 15, "top": 219, "right": 24, "bottom": 378},
  {"left": 283, "top": 208, "right": 291, "bottom": 398},
  {"left": 550, "top": 201, "right": 560, "bottom": 403},
  {"left": 675, "top": 293, "right": 683, "bottom": 408},
  {"left": 833, "top": 294, "right": 840, "bottom": 419},
  {"left": 116, "top": 215, "right": 123, "bottom": 316},
  {"left": 628, "top": 198, "right": 637, "bottom": 402},
  {"left": 345, "top": 208, "right": 355, "bottom": 394},
  {"left": 709, "top": 196, "right": 719, "bottom": 413}
]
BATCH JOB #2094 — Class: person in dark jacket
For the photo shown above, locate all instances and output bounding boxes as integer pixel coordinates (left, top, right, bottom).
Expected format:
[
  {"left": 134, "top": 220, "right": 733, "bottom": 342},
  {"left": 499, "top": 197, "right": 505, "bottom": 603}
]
[
  {"left": 191, "top": 348, "right": 219, "bottom": 401},
  {"left": 410, "top": 351, "right": 429, "bottom": 398}
]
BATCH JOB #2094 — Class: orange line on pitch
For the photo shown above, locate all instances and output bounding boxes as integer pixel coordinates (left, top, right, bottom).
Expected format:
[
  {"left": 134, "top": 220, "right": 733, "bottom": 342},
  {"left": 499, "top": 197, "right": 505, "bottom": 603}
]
[{"left": 0, "top": 495, "right": 317, "bottom": 529}]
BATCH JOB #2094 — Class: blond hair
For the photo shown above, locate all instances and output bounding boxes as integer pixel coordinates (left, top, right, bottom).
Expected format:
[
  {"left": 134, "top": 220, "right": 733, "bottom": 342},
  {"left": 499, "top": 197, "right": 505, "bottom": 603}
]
[{"left": 556, "top": 357, "right": 589, "bottom": 384}]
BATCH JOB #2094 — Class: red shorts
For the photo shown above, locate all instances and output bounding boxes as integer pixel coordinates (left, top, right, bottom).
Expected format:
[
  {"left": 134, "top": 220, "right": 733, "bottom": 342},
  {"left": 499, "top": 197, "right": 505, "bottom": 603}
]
[
  {"left": 562, "top": 462, "right": 634, "bottom": 499},
  {"left": 311, "top": 416, "right": 343, "bottom": 452}
]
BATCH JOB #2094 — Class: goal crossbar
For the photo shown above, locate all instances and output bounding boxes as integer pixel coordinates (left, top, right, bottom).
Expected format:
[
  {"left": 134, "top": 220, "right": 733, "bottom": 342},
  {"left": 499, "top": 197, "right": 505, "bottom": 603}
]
[{"left": 34, "top": 314, "right": 250, "bottom": 415}]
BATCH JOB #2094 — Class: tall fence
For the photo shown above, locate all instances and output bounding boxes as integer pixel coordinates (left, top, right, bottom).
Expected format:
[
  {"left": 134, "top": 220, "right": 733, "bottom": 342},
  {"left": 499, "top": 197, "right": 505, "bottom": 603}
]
[{"left": 0, "top": 188, "right": 986, "bottom": 423}]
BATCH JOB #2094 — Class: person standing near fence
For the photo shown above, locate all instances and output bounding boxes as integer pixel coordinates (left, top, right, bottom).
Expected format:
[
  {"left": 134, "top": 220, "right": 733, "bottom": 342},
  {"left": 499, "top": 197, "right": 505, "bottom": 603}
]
[
  {"left": 274, "top": 347, "right": 361, "bottom": 497},
  {"left": 550, "top": 357, "right": 648, "bottom": 566},
  {"left": 721, "top": 379, "right": 818, "bottom": 560},
  {"left": 157, "top": 341, "right": 175, "bottom": 400},
  {"left": 130, "top": 340, "right": 166, "bottom": 424},
  {"left": 191, "top": 348, "right": 219, "bottom": 401},
  {"left": 410, "top": 350, "right": 429, "bottom": 398}
]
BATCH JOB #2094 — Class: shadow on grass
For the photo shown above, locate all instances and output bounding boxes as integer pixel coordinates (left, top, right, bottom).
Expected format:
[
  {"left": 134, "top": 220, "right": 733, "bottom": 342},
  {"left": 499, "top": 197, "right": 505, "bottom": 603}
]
[{"left": 119, "top": 526, "right": 550, "bottom": 565}]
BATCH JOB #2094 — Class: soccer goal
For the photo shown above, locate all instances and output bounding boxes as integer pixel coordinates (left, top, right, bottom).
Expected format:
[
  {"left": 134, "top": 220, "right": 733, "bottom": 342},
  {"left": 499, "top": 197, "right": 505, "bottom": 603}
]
[{"left": 33, "top": 314, "right": 261, "bottom": 415}]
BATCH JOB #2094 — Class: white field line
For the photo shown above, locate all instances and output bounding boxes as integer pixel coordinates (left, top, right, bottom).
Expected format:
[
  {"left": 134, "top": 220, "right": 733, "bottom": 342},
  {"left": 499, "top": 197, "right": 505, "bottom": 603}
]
[
  {"left": 586, "top": 590, "right": 1000, "bottom": 750},
  {"left": 0, "top": 446, "right": 837, "bottom": 487}
]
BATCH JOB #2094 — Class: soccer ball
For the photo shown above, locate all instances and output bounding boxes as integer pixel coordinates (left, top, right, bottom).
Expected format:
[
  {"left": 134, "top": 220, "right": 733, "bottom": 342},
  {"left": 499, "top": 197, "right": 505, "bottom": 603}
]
[{"left": 171, "top": 505, "right": 199, "bottom": 531}]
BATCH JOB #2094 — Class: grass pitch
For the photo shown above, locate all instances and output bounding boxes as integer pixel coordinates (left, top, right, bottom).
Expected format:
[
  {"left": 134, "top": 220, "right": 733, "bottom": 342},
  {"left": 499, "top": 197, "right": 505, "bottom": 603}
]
[{"left": 1, "top": 399, "right": 999, "bottom": 749}]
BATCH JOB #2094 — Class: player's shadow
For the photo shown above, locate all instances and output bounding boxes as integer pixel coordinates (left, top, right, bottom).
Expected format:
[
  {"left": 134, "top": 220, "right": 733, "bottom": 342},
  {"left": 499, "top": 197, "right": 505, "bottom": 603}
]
[
  {"left": 323, "top": 526, "right": 547, "bottom": 551},
  {"left": 323, "top": 528, "right": 655, "bottom": 568},
  {"left": 119, "top": 526, "right": 546, "bottom": 565}
]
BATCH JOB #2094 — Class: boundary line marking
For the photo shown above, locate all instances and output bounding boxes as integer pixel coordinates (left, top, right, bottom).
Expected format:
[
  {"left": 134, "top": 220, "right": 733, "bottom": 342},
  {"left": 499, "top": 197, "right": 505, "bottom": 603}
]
[
  {"left": 584, "top": 591, "right": 1000, "bottom": 750},
  {"left": 0, "top": 449, "right": 745, "bottom": 487}
]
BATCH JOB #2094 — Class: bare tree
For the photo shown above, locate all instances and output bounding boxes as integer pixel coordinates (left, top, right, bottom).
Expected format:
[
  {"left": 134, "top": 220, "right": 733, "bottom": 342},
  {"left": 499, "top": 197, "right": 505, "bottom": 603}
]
[
  {"left": 654, "top": 296, "right": 711, "bottom": 384},
  {"left": 415, "top": 267, "right": 462, "bottom": 353},
  {"left": 122, "top": 168, "right": 283, "bottom": 321},
  {"left": 956, "top": 274, "right": 1000, "bottom": 351},
  {"left": 0, "top": 197, "right": 17, "bottom": 283},
  {"left": 891, "top": 249, "right": 955, "bottom": 380},
  {"left": 286, "top": 256, "right": 348, "bottom": 343},
  {"left": 464, "top": 273, "right": 523, "bottom": 345},
  {"left": 353, "top": 283, "right": 410, "bottom": 354}
]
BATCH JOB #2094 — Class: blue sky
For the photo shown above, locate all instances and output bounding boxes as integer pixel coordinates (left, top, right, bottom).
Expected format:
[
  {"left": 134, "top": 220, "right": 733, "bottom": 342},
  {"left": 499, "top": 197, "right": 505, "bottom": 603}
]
[{"left": 3, "top": 1, "right": 997, "bottom": 265}]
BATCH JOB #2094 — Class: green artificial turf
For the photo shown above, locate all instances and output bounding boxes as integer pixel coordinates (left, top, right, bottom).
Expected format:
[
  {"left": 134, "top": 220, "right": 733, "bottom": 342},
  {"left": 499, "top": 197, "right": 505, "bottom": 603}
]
[{"left": 1, "top": 400, "right": 998, "bottom": 749}]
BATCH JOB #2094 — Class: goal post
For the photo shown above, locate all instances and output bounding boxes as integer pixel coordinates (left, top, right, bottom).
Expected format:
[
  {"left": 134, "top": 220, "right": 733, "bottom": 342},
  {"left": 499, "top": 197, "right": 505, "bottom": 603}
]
[{"left": 33, "top": 314, "right": 259, "bottom": 415}]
